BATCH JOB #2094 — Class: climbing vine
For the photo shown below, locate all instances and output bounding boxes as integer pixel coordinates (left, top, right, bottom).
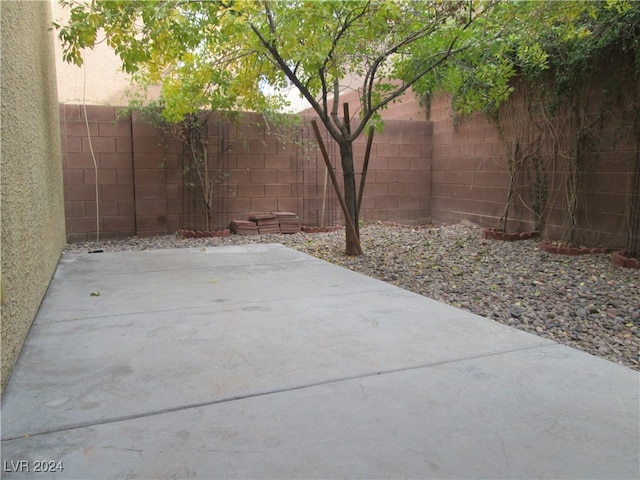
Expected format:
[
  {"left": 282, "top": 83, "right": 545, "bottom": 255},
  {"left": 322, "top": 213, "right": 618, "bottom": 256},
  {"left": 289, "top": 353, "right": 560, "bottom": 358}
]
[
  {"left": 425, "top": 0, "right": 640, "bottom": 250},
  {"left": 121, "top": 100, "right": 227, "bottom": 232}
]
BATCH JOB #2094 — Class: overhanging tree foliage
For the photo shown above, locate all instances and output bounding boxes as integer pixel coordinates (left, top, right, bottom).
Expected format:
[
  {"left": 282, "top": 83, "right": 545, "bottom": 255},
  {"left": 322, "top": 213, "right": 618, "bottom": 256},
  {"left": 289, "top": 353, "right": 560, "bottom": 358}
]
[
  {"left": 62, "top": 0, "right": 606, "bottom": 255},
  {"left": 57, "top": 0, "right": 515, "bottom": 255},
  {"left": 416, "top": 0, "right": 640, "bottom": 251}
]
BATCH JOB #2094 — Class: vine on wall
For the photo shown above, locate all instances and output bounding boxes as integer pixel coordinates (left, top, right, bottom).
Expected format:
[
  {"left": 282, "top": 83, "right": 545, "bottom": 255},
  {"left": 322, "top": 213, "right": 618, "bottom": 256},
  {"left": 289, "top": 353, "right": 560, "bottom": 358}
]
[{"left": 450, "top": 2, "right": 640, "bottom": 252}]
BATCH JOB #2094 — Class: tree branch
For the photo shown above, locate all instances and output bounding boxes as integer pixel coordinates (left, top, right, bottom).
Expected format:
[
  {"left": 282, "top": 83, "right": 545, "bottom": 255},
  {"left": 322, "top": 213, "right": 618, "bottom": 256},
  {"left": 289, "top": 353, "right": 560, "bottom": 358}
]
[{"left": 249, "top": 21, "right": 343, "bottom": 141}]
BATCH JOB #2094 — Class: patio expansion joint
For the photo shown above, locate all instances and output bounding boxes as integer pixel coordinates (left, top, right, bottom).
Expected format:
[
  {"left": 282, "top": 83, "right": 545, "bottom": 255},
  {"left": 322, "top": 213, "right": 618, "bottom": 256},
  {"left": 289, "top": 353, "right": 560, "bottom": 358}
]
[
  {"left": 34, "top": 287, "right": 395, "bottom": 325},
  {"left": 58, "top": 258, "right": 320, "bottom": 278},
  {"left": 0, "top": 342, "right": 557, "bottom": 443}
]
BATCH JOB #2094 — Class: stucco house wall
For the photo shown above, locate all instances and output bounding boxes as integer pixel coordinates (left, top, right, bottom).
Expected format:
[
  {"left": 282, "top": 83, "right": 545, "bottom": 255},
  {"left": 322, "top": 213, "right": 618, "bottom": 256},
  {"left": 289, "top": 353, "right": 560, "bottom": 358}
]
[
  {"left": 1, "top": 1, "right": 66, "bottom": 393},
  {"left": 52, "top": 0, "right": 146, "bottom": 106}
]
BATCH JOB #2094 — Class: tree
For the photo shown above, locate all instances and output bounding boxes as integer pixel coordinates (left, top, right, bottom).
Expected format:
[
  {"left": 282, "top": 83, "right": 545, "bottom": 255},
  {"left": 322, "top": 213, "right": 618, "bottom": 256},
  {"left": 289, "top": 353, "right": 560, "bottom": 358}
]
[
  {"left": 418, "top": 0, "right": 639, "bottom": 249},
  {"left": 56, "top": 0, "right": 509, "bottom": 255}
]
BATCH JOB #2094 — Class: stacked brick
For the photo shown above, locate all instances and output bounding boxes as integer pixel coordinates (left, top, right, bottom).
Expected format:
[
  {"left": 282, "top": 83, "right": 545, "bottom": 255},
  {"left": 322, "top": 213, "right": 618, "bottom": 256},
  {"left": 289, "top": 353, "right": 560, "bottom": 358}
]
[
  {"left": 229, "top": 212, "right": 301, "bottom": 235},
  {"left": 249, "top": 213, "right": 280, "bottom": 234},
  {"left": 274, "top": 212, "right": 301, "bottom": 233},
  {"left": 230, "top": 220, "right": 259, "bottom": 235}
]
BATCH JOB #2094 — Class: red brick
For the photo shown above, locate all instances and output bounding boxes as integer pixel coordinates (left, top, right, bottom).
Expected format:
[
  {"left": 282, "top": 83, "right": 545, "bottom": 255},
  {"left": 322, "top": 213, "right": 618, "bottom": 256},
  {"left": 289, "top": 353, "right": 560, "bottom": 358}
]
[
  {"left": 467, "top": 127, "right": 485, "bottom": 143},
  {"left": 474, "top": 142, "right": 493, "bottom": 158},
  {"left": 385, "top": 132, "right": 413, "bottom": 145},
  {"left": 410, "top": 183, "right": 428, "bottom": 196},
  {"left": 66, "top": 216, "right": 102, "bottom": 234},
  {"left": 277, "top": 198, "right": 298, "bottom": 212},
  {"left": 134, "top": 136, "right": 166, "bottom": 153},
  {"left": 228, "top": 197, "right": 252, "bottom": 213},
  {"left": 135, "top": 169, "right": 166, "bottom": 185},
  {"left": 389, "top": 157, "right": 412, "bottom": 171},
  {"left": 82, "top": 136, "right": 115, "bottom": 153},
  {"left": 99, "top": 120, "right": 131, "bottom": 137},
  {"left": 85, "top": 200, "right": 120, "bottom": 217},
  {"left": 166, "top": 183, "right": 182, "bottom": 200},
  {"left": 136, "top": 213, "right": 167, "bottom": 231},
  {"left": 62, "top": 120, "right": 99, "bottom": 137},
  {"left": 136, "top": 185, "right": 167, "bottom": 200},
  {"left": 83, "top": 105, "right": 116, "bottom": 121},
  {"left": 236, "top": 184, "right": 265, "bottom": 198},
  {"left": 98, "top": 152, "right": 132, "bottom": 169},
  {"left": 265, "top": 184, "right": 292, "bottom": 198},
  {"left": 387, "top": 183, "right": 406, "bottom": 196},
  {"left": 374, "top": 170, "right": 399, "bottom": 183},
  {"left": 278, "top": 170, "right": 302, "bottom": 184},
  {"left": 167, "top": 199, "right": 182, "bottom": 215},
  {"left": 66, "top": 232, "right": 88, "bottom": 243},
  {"left": 398, "top": 170, "right": 419, "bottom": 184},
  {"left": 365, "top": 183, "right": 388, "bottom": 196},
  {"left": 166, "top": 215, "right": 182, "bottom": 232},
  {"left": 132, "top": 121, "right": 163, "bottom": 137},
  {"left": 116, "top": 136, "right": 133, "bottom": 153},
  {"left": 66, "top": 185, "right": 98, "bottom": 201},
  {"left": 459, "top": 141, "right": 475, "bottom": 158},
  {"left": 134, "top": 153, "right": 165, "bottom": 169},
  {"left": 136, "top": 199, "right": 168, "bottom": 215},
  {"left": 375, "top": 143, "right": 400, "bottom": 158},
  {"left": 161, "top": 154, "right": 180, "bottom": 170},
  {"left": 368, "top": 156, "right": 388, "bottom": 170},
  {"left": 364, "top": 209, "right": 390, "bottom": 222},
  {"left": 410, "top": 157, "right": 429, "bottom": 170},
  {"left": 237, "top": 154, "right": 265, "bottom": 169},
  {"left": 65, "top": 152, "right": 96, "bottom": 168},
  {"left": 64, "top": 169, "right": 84, "bottom": 185},
  {"left": 85, "top": 168, "right": 116, "bottom": 185},
  {"left": 376, "top": 195, "right": 399, "bottom": 208},
  {"left": 118, "top": 200, "right": 135, "bottom": 216},
  {"left": 251, "top": 169, "right": 278, "bottom": 184},
  {"left": 61, "top": 136, "right": 82, "bottom": 153},
  {"left": 103, "top": 216, "right": 136, "bottom": 231},
  {"left": 101, "top": 184, "right": 134, "bottom": 201},
  {"left": 484, "top": 125, "right": 500, "bottom": 141},
  {"left": 117, "top": 169, "right": 134, "bottom": 184},
  {"left": 228, "top": 168, "right": 251, "bottom": 184},
  {"left": 61, "top": 104, "right": 81, "bottom": 120},
  {"left": 64, "top": 200, "right": 85, "bottom": 217},
  {"left": 251, "top": 198, "right": 278, "bottom": 212},
  {"left": 411, "top": 131, "right": 432, "bottom": 144},
  {"left": 248, "top": 139, "right": 279, "bottom": 155},
  {"left": 400, "top": 143, "right": 429, "bottom": 159},
  {"left": 99, "top": 231, "right": 134, "bottom": 241},
  {"left": 398, "top": 195, "right": 420, "bottom": 209},
  {"left": 268, "top": 154, "right": 294, "bottom": 169},
  {"left": 492, "top": 142, "right": 507, "bottom": 156}
]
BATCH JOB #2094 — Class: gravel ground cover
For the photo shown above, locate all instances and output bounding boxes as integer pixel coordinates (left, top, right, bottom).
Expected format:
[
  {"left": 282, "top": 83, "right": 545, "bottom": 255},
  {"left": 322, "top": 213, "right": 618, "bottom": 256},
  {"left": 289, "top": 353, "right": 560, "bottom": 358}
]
[{"left": 66, "top": 223, "right": 640, "bottom": 371}]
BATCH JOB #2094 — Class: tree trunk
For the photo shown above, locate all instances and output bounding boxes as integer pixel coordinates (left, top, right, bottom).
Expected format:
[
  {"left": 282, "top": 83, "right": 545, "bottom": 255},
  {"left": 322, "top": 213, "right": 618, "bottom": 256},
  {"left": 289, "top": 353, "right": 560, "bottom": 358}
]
[{"left": 339, "top": 141, "right": 360, "bottom": 255}]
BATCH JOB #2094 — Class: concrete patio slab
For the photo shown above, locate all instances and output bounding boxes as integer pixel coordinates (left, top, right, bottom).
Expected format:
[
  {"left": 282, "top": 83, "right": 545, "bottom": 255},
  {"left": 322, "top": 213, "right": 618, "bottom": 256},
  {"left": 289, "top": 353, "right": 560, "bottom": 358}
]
[{"left": 2, "top": 244, "right": 638, "bottom": 479}]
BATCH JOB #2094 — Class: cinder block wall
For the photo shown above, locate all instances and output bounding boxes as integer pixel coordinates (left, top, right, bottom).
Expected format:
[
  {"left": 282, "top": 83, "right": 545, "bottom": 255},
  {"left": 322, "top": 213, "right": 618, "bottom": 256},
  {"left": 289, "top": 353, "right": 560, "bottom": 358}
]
[
  {"left": 349, "top": 118, "right": 432, "bottom": 224},
  {"left": 429, "top": 96, "right": 512, "bottom": 229},
  {"left": 429, "top": 91, "right": 638, "bottom": 249},
  {"left": 1, "top": 1, "right": 66, "bottom": 393},
  {"left": 61, "top": 109, "right": 434, "bottom": 241},
  {"left": 61, "top": 105, "right": 135, "bottom": 242}
]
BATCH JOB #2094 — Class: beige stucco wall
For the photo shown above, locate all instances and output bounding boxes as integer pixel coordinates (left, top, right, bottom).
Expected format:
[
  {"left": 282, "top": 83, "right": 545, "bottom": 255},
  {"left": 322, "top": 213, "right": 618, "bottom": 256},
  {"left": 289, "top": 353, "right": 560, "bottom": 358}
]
[
  {"left": 52, "top": 0, "right": 131, "bottom": 105},
  {"left": 1, "top": 0, "right": 66, "bottom": 394},
  {"left": 52, "top": 1, "right": 160, "bottom": 106}
]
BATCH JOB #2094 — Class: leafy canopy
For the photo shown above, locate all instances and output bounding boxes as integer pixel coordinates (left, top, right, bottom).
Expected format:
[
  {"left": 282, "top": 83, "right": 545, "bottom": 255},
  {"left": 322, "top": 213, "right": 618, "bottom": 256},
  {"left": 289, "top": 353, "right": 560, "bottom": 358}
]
[
  {"left": 56, "top": 0, "right": 496, "bottom": 138},
  {"left": 414, "top": 0, "right": 639, "bottom": 116}
]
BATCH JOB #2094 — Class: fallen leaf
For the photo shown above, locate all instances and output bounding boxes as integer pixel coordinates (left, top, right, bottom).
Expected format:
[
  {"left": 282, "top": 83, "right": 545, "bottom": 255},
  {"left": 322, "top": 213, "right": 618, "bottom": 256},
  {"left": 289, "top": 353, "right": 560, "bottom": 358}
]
[
  {"left": 90, "top": 290, "right": 100, "bottom": 297},
  {"left": 208, "top": 279, "right": 218, "bottom": 284}
]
